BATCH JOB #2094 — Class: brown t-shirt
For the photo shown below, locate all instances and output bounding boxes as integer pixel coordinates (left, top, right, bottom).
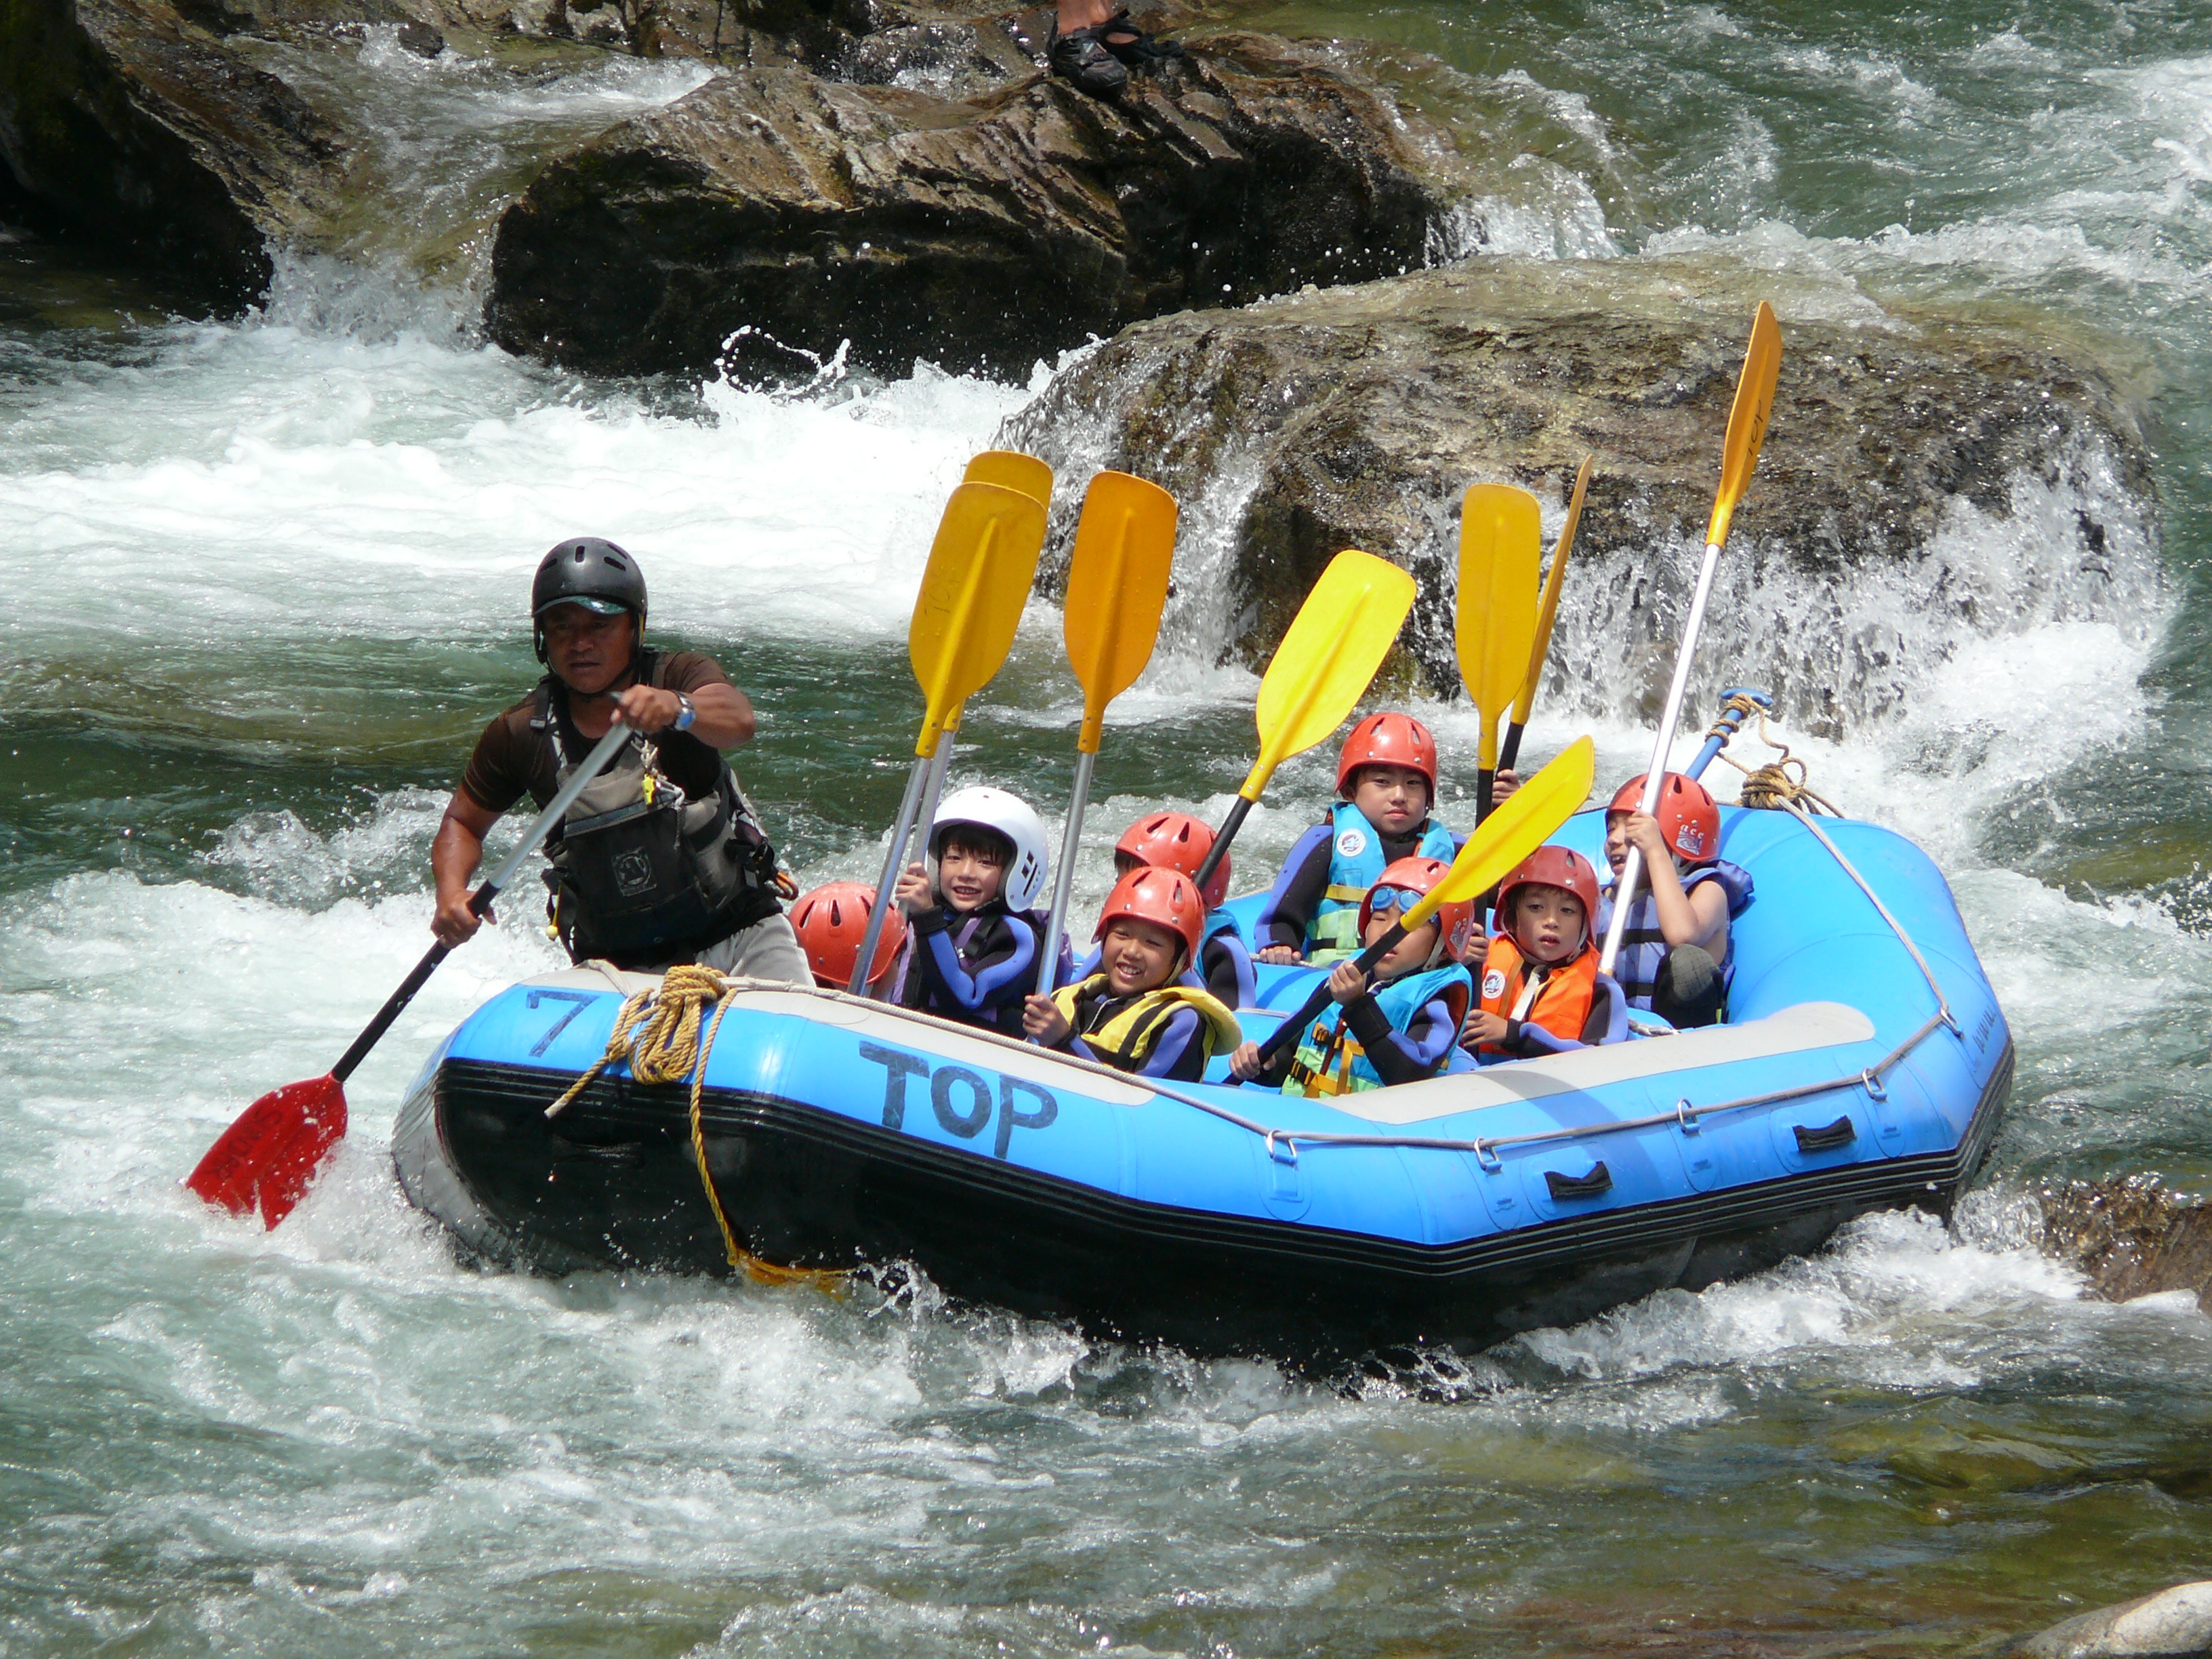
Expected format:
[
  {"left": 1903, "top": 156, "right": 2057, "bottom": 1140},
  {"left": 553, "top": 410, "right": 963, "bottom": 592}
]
[{"left": 458, "top": 651, "right": 736, "bottom": 815}]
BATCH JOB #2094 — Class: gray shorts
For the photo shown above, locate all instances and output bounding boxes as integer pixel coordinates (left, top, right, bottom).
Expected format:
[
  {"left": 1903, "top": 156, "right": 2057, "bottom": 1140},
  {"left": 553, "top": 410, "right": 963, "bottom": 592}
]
[{"left": 693, "top": 911, "right": 811, "bottom": 985}]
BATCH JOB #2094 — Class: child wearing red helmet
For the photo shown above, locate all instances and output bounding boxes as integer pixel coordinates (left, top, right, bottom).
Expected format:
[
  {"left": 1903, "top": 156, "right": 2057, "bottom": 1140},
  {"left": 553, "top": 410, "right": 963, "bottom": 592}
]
[
  {"left": 1231, "top": 855, "right": 1475, "bottom": 1095},
  {"left": 1600, "top": 772, "right": 1755, "bottom": 1027},
  {"left": 1462, "top": 846, "right": 1626, "bottom": 1060},
  {"left": 790, "top": 880, "right": 908, "bottom": 999},
  {"left": 1025, "top": 868, "right": 1242, "bottom": 1081},
  {"left": 1073, "top": 811, "right": 1256, "bottom": 1008},
  {"left": 1254, "top": 712, "right": 1461, "bottom": 967}
]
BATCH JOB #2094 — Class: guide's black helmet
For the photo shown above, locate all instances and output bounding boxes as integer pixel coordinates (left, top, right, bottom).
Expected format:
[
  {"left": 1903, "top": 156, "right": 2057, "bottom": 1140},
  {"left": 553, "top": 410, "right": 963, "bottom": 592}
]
[{"left": 531, "top": 538, "right": 647, "bottom": 662}]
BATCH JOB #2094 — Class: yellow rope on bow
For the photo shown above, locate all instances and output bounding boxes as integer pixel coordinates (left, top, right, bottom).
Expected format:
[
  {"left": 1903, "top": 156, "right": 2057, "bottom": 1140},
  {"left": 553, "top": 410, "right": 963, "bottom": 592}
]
[{"left": 546, "top": 965, "right": 843, "bottom": 1292}]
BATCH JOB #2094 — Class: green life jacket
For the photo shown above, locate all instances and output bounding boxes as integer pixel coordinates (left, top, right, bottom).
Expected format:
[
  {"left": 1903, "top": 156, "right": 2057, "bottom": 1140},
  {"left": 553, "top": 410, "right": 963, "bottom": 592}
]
[
  {"left": 1308, "top": 802, "right": 1458, "bottom": 963},
  {"left": 1284, "top": 962, "right": 1473, "bottom": 1097}
]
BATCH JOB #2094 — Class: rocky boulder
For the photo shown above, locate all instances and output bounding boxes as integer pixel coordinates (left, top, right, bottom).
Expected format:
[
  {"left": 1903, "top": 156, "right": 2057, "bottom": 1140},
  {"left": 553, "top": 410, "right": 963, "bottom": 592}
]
[
  {"left": 999, "top": 254, "right": 2159, "bottom": 733},
  {"left": 487, "top": 32, "right": 1482, "bottom": 380},
  {"left": 2039, "top": 1176, "right": 2212, "bottom": 1312},
  {"left": 0, "top": 0, "right": 348, "bottom": 305}
]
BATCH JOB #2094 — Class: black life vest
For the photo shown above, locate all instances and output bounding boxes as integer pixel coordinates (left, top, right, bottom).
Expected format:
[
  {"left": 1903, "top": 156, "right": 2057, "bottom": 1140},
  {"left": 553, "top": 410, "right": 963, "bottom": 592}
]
[{"left": 534, "top": 651, "right": 779, "bottom": 966}]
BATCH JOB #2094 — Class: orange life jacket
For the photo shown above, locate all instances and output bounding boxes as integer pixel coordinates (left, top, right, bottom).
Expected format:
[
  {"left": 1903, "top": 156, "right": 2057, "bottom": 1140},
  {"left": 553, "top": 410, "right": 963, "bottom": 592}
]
[{"left": 1476, "top": 934, "right": 1599, "bottom": 1054}]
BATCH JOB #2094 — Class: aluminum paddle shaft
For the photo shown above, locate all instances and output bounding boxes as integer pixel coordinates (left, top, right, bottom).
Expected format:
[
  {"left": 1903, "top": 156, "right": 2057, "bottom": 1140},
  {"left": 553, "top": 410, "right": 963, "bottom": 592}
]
[{"left": 1597, "top": 302, "right": 1780, "bottom": 977}]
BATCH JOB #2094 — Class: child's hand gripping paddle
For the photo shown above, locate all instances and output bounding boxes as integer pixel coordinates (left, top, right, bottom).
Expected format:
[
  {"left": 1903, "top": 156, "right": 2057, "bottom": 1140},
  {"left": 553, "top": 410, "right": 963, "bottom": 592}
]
[
  {"left": 1599, "top": 302, "right": 1782, "bottom": 977},
  {"left": 186, "top": 718, "right": 634, "bottom": 1228},
  {"left": 1186, "top": 550, "right": 1418, "bottom": 900},
  {"left": 1457, "top": 484, "right": 1542, "bottom": 823},
  {"left": 1035, "top": 471, "right": 1179, "bottom": 999},
  {"left": 851, "top": 477, "right": 1049, "bottom": 991},
  {"left": 1253, "top": 736, "right": 1597, "bottom": 1070},
  {"left": 1498, "top": 454, "right": 1593, "bottom": 777}
]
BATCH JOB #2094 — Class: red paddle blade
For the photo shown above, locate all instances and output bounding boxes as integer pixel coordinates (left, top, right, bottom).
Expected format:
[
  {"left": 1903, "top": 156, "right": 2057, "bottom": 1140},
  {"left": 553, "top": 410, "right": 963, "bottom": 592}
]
[{"left": 184, "top": 1075, "right": 348, "bottom": 1229}]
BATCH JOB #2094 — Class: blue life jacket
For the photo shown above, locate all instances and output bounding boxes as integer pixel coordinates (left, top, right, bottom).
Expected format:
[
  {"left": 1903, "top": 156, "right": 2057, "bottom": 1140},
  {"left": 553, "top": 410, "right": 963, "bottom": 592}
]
[
  {"left": 1309, "top": 802, "right": 1458, "bottom": 963},
  {"left": 1284, "top": 962, "right": 1473, "bottom": 1096},
  {"left": 1597, "top": 859, "right": 1755, "bottom": 1011}
]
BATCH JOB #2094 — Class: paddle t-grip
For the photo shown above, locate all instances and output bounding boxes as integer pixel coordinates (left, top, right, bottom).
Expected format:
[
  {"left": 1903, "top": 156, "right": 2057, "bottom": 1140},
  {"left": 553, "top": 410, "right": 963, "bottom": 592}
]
[{"left": 1252, "top": 924, "right": 1404, "bottom": 1068}]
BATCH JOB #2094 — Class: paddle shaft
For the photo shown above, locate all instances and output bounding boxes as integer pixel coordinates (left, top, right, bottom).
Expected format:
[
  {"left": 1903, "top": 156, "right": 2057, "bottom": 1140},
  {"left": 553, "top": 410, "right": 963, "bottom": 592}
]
[
  {"left": 851, "top": 754, "right": 930, "bottom": 994},
  {"left": 1036, "top": 749, "right": 1096, "bottom": 998},
  {"left": 1254, "top": 922, "right": 1406, "bottom": 1067},
  {"left": 333, "top": 720, "right": 632, "bottom": 1082},
  {"left": 1598, "top": 537, "right": 1725, "bottom": 977},
  {"left": 1188, "top": 794, "right": 1254, "bottom": 902}
]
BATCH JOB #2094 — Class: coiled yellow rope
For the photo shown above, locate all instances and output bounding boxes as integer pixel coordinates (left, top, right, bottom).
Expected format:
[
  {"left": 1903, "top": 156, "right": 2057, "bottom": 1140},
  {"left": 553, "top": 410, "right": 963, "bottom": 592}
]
[
  {"left": 545, "top": 964, "right": 842, "bottom": 1290},
  {"left": 1704, "top": 695, "right": 1843, "bottom": 817}
]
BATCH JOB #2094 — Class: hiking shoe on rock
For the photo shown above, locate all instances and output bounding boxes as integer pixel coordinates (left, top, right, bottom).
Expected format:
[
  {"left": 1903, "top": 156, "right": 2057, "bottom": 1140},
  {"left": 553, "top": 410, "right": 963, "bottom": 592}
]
[{"left": 1049, "top": 24, "right": 1129, "bottom": 97}]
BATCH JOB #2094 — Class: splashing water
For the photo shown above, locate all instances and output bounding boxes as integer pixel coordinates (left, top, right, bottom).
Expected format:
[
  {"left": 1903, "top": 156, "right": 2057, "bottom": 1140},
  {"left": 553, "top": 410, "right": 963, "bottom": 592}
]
[{"left": 7, "top": 0, "right": 2212, "bottom": 1651}]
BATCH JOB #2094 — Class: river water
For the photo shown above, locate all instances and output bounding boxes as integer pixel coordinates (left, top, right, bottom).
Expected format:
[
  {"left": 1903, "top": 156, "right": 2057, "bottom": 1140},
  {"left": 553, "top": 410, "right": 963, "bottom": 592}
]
[{"left": 3, "top": 4, "right": 2211, "bottom": 1653}]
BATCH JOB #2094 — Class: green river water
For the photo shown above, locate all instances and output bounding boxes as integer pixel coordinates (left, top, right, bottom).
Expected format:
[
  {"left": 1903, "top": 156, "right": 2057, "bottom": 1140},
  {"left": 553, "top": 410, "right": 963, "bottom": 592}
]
[{"left": 4, "top": 1, "right": 2212, "bottom": 1652}]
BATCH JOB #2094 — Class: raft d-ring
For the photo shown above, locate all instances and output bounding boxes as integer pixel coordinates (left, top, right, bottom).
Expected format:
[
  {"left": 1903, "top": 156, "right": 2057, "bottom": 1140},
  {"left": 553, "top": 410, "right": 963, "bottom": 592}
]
[
  {"left": 1266, "top": 1130, "right": 1298, "bottom": 1166},
  {"left": 1861, "top": 1068, "right": 1888, "bottom": 1102},
  {"left": 1675, "top": 1097, "right": 1700, "bottom": 1135},
  {"left": 1940, "top": 1008, "right": 1963, "bottom": 1036},
  {"left": 1473, "top": 1140, "right": 1502, "bottom": 1173}
]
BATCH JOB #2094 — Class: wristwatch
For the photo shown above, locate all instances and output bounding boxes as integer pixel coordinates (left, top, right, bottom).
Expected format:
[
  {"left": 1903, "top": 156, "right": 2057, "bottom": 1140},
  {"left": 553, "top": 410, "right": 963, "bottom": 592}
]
[{"left": 672, "top": 693, "right": 697, "bottom": 733}]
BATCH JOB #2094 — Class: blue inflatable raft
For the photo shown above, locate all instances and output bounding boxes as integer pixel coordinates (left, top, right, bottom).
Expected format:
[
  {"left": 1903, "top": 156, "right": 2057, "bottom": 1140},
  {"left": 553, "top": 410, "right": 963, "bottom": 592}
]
[{"left": 393, "top": 802, "right": 2012, "bottom": 1360}]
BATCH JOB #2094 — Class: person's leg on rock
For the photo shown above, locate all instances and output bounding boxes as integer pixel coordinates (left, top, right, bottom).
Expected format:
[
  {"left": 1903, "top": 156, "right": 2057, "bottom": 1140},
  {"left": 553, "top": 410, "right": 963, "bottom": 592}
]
[{"left": 1650, "top": 945, "right": 1725, "bottom": 1029}]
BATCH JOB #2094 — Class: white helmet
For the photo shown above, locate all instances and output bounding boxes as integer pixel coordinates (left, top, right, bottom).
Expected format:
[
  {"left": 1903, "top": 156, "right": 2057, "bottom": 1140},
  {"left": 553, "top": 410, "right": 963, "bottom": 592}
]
[{"left": 929, "top": 785, "right": 1050, "bottom": 912}]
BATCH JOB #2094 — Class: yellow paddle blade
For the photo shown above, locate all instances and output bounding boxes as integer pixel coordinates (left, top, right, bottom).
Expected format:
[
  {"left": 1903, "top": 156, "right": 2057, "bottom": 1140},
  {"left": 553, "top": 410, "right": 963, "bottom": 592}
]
[
  {"left": 907, "top": 480, "right": 1048, "bottom": 756},
  {"left": 1063, "top": 470, "right": 1178, "bottom": 754},
  {"left": 1704, "top": 301, "right": 1782, "bottom": 552},
  {"left": 1401, "top": 736, "right": 1597, "bottom": 932},
  {"left": 1244, "top": 550, "right": 1416, "bottom": 798},
  {"left": 1455, "top": 483, "right": 1542, "bottom": 769},
  {"left": 965, "top": 449, "right": 1053, "bottom": 508},
  {"left": 1512, "top": 455, "right": 1593, "bottom": 729}
]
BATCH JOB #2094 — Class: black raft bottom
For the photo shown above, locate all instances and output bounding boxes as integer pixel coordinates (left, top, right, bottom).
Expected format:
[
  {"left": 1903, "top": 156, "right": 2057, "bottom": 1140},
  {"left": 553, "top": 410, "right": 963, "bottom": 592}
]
[{"left": 400, "top": 1046, "right": 2014, "bottom": 1365}]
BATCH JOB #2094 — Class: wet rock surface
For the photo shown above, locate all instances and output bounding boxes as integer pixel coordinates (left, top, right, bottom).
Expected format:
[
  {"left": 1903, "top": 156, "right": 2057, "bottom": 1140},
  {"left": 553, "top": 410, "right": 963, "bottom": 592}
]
[
  {"left": 0, "top": 0, "right": 348, "bottom": 305},
  {"left": 1000, "top": 255, "right": 2156, "bottom": 724},
  {"left": 2039, "top": 1176, "right": 2212, "bottom": 1312},
  {"left": 2014, "top": 1582, "right": 2212, "bottom": 1658},
  {"left": 487, "top": 31, "right": 1475, "bottom": 380}
]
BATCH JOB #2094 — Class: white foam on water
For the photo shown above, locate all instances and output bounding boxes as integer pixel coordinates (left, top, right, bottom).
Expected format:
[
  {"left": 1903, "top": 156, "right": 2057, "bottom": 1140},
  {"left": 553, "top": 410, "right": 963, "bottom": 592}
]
[{"left": 1, "top": 321, "right": 1033, "bottom": 651}]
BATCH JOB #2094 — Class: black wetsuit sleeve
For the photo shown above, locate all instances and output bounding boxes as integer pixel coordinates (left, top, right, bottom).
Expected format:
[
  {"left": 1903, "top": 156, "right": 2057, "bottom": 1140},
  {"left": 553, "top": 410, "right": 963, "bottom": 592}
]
[
  {"left": 1344, "top": 994, "right": 1456, "bottom": 1085},
  {"left": 1202, "top": 935, "right": 1254, "bottom": 1007},
  {"left": 1257, "top": 825, "right": 1335, "bottom": 951}
]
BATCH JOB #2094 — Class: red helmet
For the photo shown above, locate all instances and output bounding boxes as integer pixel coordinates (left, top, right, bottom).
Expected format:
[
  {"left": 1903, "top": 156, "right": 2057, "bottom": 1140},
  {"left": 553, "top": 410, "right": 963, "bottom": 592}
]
[
  {"left": 1114, "top": 811, "right": 1229, "bottom": 909},
  {"left": 1336, "top": 712, "right": 1439, "bottom": 798},
  {"left": 1094, "top": 866, "right": 1207, "bottom": 964},
  {"left": 1358, "top": 855, "right": 1476, "bottom": 965},
  {"left": 1496, "top": 846, "right": 1601, "bottom": 954},
  {"left": 1607, "top": 772, "right": 1721, "bottom": 865},
  {"left": 791, "top": 881, "right": 907, "bottom": 990}
]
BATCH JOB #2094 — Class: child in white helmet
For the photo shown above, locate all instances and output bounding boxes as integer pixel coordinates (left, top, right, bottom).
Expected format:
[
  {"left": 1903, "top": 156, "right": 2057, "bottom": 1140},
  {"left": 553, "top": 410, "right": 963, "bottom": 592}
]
[{"left": 894, "top": 786, "right": 1063, "bottom": 1038}]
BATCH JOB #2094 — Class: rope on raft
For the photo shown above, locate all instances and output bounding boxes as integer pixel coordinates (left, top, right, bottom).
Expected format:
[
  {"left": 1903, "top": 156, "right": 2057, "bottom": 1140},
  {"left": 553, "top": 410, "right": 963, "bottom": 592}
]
[
  {"left": 546, "top": 964, "right": 843, "bottom": 1291},
  {"left": 1702, "top": 693, "right": 1845, "bottom": 817}
]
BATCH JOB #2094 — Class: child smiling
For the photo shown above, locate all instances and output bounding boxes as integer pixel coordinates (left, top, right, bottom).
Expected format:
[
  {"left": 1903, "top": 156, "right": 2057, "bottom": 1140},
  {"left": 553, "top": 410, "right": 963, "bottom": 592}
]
[{"left": 1024, "top": 869, "right": 1241, "bottom": 1080}]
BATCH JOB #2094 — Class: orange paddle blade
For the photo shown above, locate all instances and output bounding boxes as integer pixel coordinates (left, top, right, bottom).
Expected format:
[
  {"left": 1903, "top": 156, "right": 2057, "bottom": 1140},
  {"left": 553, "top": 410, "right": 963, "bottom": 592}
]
[{"left": 184, "top": 1074, "right": 348, "bottom": 1228}]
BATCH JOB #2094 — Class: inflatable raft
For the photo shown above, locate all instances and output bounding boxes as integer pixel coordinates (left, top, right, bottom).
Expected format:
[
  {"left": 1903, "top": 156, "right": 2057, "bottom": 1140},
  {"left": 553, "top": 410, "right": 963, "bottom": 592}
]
[{"left": 394, "top": 802, "right": 2012, "bottom": 1360}]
